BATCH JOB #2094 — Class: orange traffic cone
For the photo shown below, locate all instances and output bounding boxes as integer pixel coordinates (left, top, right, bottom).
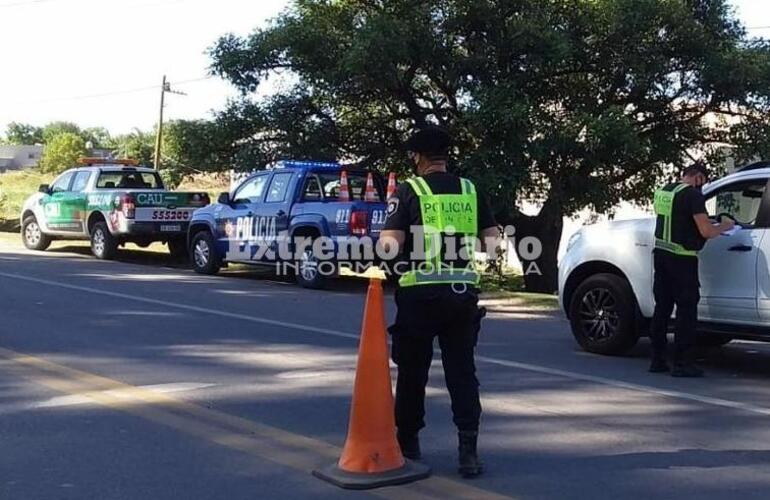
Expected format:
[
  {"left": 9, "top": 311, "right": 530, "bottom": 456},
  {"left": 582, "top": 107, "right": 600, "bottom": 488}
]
[
  {"left": 386, "top": 172, "right": 397, "bottom": 199},
  {"left": 339, "top": 170, "right": 351, "bottom": 202},
  {"left": 364, "top": 172, "right": 378, "bottom": 202},
  {"left": 313, "top": 279, "right": 431, "bottom": 489}
]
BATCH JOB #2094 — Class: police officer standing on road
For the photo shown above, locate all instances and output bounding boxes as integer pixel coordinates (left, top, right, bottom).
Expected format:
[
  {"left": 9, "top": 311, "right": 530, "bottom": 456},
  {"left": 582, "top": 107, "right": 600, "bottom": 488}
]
[
  {"left": 650, "top": 162, "right": 734, "bottom": 377},
  {"left": 379, "top": 126, "right": 499, "bottom": 478}
]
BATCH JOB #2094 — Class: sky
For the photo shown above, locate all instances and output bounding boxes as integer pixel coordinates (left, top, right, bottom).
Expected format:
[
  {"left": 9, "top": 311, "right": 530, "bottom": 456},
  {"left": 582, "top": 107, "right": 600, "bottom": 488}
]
[
  {"left": 0, "top": 0, "right": 767, "bottom": 137},
  {"left": 0, "top": 0, "right": 287, "bottom": 135}
]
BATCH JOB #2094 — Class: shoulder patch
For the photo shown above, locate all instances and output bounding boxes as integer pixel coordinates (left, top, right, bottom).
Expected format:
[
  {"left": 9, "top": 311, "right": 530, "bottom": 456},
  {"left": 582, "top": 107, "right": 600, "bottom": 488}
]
[{"left": 386, "top": 197, "right": 400, "bottom": 217}]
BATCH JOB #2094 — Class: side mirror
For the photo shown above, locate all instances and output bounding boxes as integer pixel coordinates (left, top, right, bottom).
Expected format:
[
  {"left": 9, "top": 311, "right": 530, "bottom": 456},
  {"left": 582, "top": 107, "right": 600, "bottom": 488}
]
[
  {"left": 38, "top": 184, "right": 50, "bottom": 194},
  {"left": 217, "top": 192, "right": 231, "bottom": 205}
]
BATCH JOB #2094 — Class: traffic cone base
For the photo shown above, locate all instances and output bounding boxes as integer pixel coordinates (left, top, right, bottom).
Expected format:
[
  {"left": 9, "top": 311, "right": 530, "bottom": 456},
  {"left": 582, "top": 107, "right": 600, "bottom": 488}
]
[{"left": 313, "top": 459, "right": 431, "bottom": 490}]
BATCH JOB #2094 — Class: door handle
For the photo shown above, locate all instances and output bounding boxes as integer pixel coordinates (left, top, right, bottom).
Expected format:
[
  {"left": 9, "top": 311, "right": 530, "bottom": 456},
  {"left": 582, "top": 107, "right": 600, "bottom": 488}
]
[
  {"left": 276, "top": 210, "right": 286, "bottom": 217},
  {"left": 247, "top": 211, "right": 253, "bottom": 217},
  {"left": 728, "top": 245, "right": 753, "bottom": 252}
]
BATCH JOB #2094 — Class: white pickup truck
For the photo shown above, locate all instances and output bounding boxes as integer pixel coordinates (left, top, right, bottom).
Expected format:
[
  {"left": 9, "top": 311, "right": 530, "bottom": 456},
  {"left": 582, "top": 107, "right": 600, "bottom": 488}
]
[{"left": 558, "top": 162, "right": 770, "bottom": 355}]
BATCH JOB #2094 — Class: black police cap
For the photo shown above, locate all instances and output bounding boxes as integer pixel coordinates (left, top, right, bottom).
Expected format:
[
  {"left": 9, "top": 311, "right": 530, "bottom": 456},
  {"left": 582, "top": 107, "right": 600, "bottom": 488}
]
[
  {"left": 405, "top": 126, "right": 452, "bottom": 154},
  {"left": 683, "top": 161, "right": 710, "bottom": 180}
]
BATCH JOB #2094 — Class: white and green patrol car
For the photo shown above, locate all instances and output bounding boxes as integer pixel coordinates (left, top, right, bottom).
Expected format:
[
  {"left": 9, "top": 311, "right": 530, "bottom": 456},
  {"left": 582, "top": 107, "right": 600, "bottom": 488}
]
[{"left": 20, "top": 160, "right": 210, "bottom": 259}]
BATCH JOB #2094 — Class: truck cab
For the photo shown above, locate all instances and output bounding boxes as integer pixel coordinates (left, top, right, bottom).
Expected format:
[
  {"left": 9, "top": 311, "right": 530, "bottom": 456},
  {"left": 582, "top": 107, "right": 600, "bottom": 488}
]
[{"left": 188, "top": 161, "right": 388, "bottom": 288}]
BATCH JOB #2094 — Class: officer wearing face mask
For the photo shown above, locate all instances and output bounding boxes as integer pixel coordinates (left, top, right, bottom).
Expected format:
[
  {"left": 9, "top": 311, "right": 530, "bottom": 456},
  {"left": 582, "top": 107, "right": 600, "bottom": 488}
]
[
  {"left": 650, "top": 162, "right": 735, "bottom": 377},
  {"left": 379, "top": 126, "right": 499, "bottom": 478}
]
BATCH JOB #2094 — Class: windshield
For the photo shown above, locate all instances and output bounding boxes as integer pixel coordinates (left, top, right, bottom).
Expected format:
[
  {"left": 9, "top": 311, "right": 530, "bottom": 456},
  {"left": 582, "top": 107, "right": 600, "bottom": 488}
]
[{"left": 96, "top": 171, "right": 164, "bottom": 190}]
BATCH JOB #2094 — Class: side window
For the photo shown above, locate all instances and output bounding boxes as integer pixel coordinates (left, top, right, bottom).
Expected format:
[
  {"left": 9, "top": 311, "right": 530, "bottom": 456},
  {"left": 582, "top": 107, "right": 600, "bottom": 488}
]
[
  {"left": 50, "top": 172, "right": 75, "bottom": 193},
  {"left": 705, "top": 179, "right": 768, "bottom": 227},
  {"left": 234, "top": 174, "right": 268, "bottom": 204},
  {"left": 303, "top": 175, "right": 323, "bottom": 201},
  {"left": 266, "top": 172, "right": 293, "bottom": 203},
  {"left": 71, "top": 172, "right": 92, "bottom": 192}
]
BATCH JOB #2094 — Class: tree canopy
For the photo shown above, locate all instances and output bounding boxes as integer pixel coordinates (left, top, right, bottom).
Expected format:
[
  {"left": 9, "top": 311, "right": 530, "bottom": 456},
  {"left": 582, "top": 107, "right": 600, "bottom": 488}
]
[
  {"left": 38, "top": 133, "right": 88, "bottom": 174},
  {"left": 4, "top": 122, "right": 44, "bottom": 145},
  {"left": 207, "top": 0, "right": 770, "bottom": 291}
]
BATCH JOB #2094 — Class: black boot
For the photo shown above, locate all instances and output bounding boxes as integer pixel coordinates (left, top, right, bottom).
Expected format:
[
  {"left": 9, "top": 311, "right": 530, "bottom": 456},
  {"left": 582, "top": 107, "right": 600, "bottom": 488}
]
[
  {"left": 649, "top": 352, "right": 670, "bottom": 373},
  {"left": 397, "top": 431, "right": 421, "bottom": 460},
  {"left": 458, "top": 431, "right": 483, "bottom": 478},
  {"left": 671, "top": 348, "right": 704, "bottom": 378}
]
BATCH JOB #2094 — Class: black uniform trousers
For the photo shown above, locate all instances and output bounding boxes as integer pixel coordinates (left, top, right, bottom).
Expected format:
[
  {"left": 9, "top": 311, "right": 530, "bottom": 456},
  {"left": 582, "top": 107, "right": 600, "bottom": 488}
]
[
  {"left": 389, "top": 285, "right": 484, "bottom": 434},
  {"left": 650, "top": 249, "right": 700, "bottom": 359}
]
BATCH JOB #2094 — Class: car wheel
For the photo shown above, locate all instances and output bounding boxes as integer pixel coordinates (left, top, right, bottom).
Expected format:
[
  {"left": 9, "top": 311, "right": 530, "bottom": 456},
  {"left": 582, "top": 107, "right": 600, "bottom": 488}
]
[
  {"left": 569, "top": 273, "right": 639, "bottom": 355},
  {"left": 168, "top": 237, "right": 188, "bottom": 260},
  {"left": 90, "top": 222, "right": 118, "bottom": 260},
  {"left": 190, "top": 231, "right": 221, "bottom": 275},
  {"left": 295, "top": 239, "right": 332, "bottom": 289},
  {"left": 21, "top": 215, "right": 51, "bottom": 251}
]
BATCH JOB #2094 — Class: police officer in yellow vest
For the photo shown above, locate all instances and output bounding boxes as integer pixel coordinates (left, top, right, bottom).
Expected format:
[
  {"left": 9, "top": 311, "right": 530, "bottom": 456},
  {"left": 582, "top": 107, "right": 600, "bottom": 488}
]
[
  {"left": 650, "top": 163, "right": 734, "bottom": 377},
  {"left": 380, "top": 126, "right": 499, "bottom": 478}
]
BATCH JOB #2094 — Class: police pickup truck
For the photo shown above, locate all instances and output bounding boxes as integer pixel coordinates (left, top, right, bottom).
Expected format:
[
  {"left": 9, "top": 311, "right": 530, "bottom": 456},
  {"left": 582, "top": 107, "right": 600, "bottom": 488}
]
[
  {"left": 20, "top": 159, "right": 210, "bottom": 259},
  {"left": 188, "top": 161, "right": 388, "bottom": 288},
  {"left": 559, "top": 161, "right": 770, "bottom": 355}
]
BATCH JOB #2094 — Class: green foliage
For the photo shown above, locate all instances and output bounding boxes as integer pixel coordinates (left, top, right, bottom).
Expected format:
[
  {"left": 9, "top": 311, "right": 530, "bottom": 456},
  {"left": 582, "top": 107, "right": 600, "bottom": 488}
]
[
  {"left": 0, "top": 170, "right": 49, "bottom": 231},
  {"left": 41, "top": 122, "right": 82, "bottom": 145},
  {"left": 4, "top": 122, "right": 43, "bottom": 145},
  {"left": 111, "top": 128, "right": 155, "bottom": 166},
  {"left": 38, "top": 133, "right": 87, "bottom": 174},
  {"left": 207, "top": 0, "right": 770, "bottom": 291},
  {"left": 82, "top": 127, "right": 112, "bottom": 148}
]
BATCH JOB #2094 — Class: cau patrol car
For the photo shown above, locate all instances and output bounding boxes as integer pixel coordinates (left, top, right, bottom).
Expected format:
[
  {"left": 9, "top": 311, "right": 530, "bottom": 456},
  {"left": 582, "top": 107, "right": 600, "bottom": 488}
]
[
  {"left": 559, "top": 161, "right": 770, "bottom": 355},
  {"left": 21, "top": 159, "right": 210, "bottom": 259},
  {"left": 188, "top": 161, "right": 387, "bottom": 288}
]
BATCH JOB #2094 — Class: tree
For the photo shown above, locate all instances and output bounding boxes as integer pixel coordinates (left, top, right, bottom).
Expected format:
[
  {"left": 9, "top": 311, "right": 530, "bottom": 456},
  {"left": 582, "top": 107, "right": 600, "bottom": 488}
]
[
  {"left": 4, "top": 122, "right": 43, "bottom": 145},
  {"left": 41, "top": 122, "right": 82, "bottom": 145},
  {"left": 83, "top": 127, "right": 112, "bottom": 148},
  {"left": 38, "top": 133, "right": 87, "bottom": 174},
  {"left": 209, "top": 0, "right": 770, "bottom": 292},
  {"left": 111, "top": 128, "right": 155, "bottom": 166}
]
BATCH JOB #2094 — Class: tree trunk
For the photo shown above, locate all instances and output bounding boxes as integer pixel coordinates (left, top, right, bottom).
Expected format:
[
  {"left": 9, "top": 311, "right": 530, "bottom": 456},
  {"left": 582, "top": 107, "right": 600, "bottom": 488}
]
[{"left": 506, "top": 200, "right": 563, "bottom": 294}]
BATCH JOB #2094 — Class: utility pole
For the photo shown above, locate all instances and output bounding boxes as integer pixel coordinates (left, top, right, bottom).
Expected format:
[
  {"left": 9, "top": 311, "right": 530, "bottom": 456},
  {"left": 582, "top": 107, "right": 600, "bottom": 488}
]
[{"left": 153, "top": 75, "right": 187, "bottom": 171}]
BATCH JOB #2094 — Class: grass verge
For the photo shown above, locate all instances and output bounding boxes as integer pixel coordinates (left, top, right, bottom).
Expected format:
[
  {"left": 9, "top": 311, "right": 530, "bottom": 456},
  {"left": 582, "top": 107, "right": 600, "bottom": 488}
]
[{"left": 0, "top": 170, "right": 50, "bottom": 232}]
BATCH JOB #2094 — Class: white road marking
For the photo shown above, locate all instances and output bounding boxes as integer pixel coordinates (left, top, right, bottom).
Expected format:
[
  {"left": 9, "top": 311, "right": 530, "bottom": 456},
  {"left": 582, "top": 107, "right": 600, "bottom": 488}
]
[
  {"left": 3, "top": 270, "right": 770, "bottom": 418},
  {"left": 34, "top": 382, "right": 216, "bottom": 408}
]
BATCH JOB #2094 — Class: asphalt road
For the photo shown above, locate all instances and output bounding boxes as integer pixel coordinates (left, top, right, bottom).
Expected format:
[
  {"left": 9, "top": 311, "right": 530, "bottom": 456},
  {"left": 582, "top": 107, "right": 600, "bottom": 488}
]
[{"left": 4, "top": 241, "right": 770, "bottom": 499}]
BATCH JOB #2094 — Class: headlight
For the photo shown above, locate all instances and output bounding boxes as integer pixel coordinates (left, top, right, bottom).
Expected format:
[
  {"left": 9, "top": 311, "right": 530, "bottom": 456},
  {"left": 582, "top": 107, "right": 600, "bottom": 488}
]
[{"left": 566, "top": 231, "right": 582, "bottom": 253}]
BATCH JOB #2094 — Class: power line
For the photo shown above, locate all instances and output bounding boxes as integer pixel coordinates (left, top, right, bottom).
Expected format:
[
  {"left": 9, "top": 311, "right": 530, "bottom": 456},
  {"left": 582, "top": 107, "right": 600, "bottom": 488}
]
[
  {"left": 33, "top": 76, "right": 213, "bottom": 104},
  {"left": 747, "top": 26, "right": 770, "bottom": 30},
  {"left": 0, "top": 0, "right": 56, "bottom": 8}
]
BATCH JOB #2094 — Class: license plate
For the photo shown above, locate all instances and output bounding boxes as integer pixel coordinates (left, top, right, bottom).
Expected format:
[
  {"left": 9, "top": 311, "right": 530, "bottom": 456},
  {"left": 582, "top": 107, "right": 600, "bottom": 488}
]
[
  {"left": 160, "top": 224, "right": 182, "bottom": 232},
  {"left": 135, "top": 208, "right": 192, "bottom": 222}
]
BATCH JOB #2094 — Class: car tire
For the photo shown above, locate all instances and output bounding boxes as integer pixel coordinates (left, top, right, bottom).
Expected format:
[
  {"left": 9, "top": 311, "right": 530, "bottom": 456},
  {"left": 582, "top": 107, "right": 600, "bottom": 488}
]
[
  {"left": 21, "top": 215, "right": 51, "bottom": 251},
  {"left": 90, "top": 221, "right": 118, "bottom": 260},
  {"left": 190, "top": 231, "right": 221, "bottom": 275},
  {"left": 295, "top": 238, "right": 332, "bottom": 289},
  {"left": 569, "top": 273, "right": 639, "bottom": 356},
  {"left": 168, "top": 237, "right": 188, "bottom": 260}
]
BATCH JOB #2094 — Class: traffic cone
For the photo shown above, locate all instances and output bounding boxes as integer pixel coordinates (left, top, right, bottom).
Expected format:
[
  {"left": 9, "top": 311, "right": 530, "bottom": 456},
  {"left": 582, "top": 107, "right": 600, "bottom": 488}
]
[
  {"left": 364, "top": 172, "right": 378, "bottom": 202},
  {"left": 339, "top": 170, "right": 351, "bottom": 202},
  {"left": 313, "top": 279, "right": 431, "bottom": 490},
  {"left": 386, "top": 172, "right": 397, "bottom": 199}
]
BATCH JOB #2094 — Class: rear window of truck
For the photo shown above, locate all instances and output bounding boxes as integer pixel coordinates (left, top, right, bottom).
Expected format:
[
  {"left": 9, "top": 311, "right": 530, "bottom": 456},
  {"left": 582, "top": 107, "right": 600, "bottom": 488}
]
[
  {"left": 96, "top": 171, "right": 163, "bottom": 189},
  {"left": 303, "top": 172, "right": 383, "bottom": 201}
]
